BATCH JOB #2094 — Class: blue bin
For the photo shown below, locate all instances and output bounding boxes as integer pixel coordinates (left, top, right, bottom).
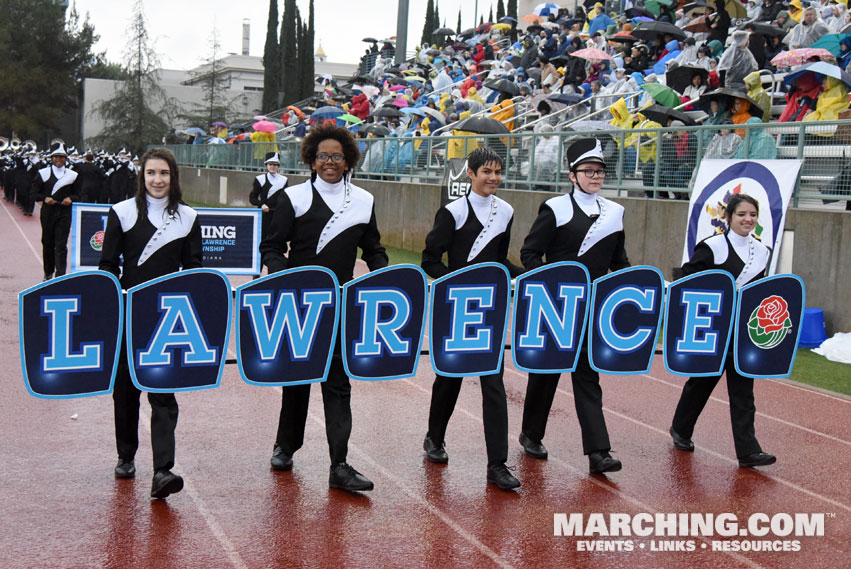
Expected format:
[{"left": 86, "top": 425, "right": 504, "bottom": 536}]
[{"left": 798, "top": 308, "right": 828, "bottom": 348}]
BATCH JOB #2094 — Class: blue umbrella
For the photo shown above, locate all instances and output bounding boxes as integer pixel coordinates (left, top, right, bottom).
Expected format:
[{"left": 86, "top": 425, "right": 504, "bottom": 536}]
[
  {"left": 401, "top": 107, "right": 426, "bottom": 117},
  {"left": 499, "top": 16, "right": 518, "bottom": 23},
  {"left": 184, "top": 127, "right": 206, "bottom": 136},
  {"left": 312, "top": 105, "right": 344, "bottom": 120},
  {"left": 784, "top": 61, "right": 851, "bottom": 89}
]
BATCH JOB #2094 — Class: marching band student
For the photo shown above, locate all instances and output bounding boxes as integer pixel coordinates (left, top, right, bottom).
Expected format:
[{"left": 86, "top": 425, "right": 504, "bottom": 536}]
[
  {"left": 249, "top": 151, "right": 287, "bottom": 240},
  {"left": 519, "top": 138, "right": 630, "bottom": 474},
  {"left": 99, "top": 147, "right": 202, "bottom": 499},
  {"left": 260, "top": 124, "right": 388, "bottom": 493},
  {"left": 421, "top": 147, "right": 524, "bottom": 491},
  {"left": 669, "top": 193, "right": 776, "bottom": 468},
  {"left": 31, "top": 142, "right": 80, "bottom": 281}
]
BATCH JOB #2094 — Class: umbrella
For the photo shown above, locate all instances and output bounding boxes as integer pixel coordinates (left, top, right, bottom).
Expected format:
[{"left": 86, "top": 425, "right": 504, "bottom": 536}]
[
  {"left": 549, "top": 92, "right": 583, "bottom": 105},
  {"left": 404, "top": 76, "right": 427, "bottom": 83},
  {"left": 684, "top": 16, "right": 710, "bottom": 34},
  {"left": 499, "top": 16, "right": 518, "bottom": 23},
  {"left": 609, "top": 33, "right": 640, "bottom": 43},
  {"left": 770, "top": 48, "right": 836, "bottom": 68},
  {"left": 625, "top": 7, "right": 655, "bottom": 19},
  {"left": 743, "top": 22, "right": 787, "bottom": 38},
  {"left": 550, "top": 54, "right": 571, "bottom": 66},
  {"left": 252, "top": 120, "right": 278, "bottom": 132},
  {"left": 286, "top": 105, "right": 305, "bottom": 119},
  {"left": 362, "top": 37, "right": 378, "bottom": 43},
  {"left": 184, "top": 127, "right": 206, "bottom": 136},
  {"left": 811, "top": 33, "right": 851, "bottom": 57},
  {"left": 644, "top": 0, "right": 674, "bottom": 16},
  {"left": 723, "top": 0, "right": 747, "bottom": 19},
  {"left": 533, "top": 2, "right": 561, "bottom": 17},
  {"left": 458, "top": 27, "right": 477, "bottom": 38},
  {"left": 388, "top": 84, "right": 406, "bottom": 91},
  {"left": 521, "top": 13, "right": 544, "bottom": 23},
  {"left": 211, "top": 121, "right": 227, "bottom": 127},
  {"left": 339, "top": 113, "right": 363, "bottom": 124},
  {"left": 665, "top": 65, "right": 710, "bottom": 94},
  {"left": 682, "top": 1, "right": 712, "bottom": 18},
  {"left": 372, "top": 106, "right": 404, "bottom": 118},
  {"left": 632, "top": 16, "right": 655, "bottom": 23},
  {"left": 698, "top": 88, "right": 760, "bottom": 111},
  {"left": 784, "top": 61, "right": 851, "bottom": 89},
  {"left": 360, "top": 124, "right": 391, "bottom": 137},
  {"left": 570, "top": 47, "right": 613, "bottom": 64},
  {"left": 391, "top": 97, "right": 409, "bottom": 108},
  {"left": 492, "top": 23, "right": 512, "bottom": 32},
  {"left": 230, "top": 123, "right": 249, "bottom": 132},
  {"left": 632, "top": 22, "right": 687, "bottom": 42},
  {"left": 311, "top": 106, "right": 344, "bottom": 120},
  {"left": 421, "top": 106, "right": 446, "bottom": 125},
  {"left": 484, "top": 78, "right": 521, "bottom": 96},
  {"left": 253, "top": 115, "right": 268, "bottom": 120},
  {"left": 526, "top": 23, "right": 545, "bottom": 34},
  {"left": 640, "top": 83, "right": 682, "bottom": 107},
  {"left": 401, "top": 107, "right": 426, "bottom": 117},
  {"left": 476, "top": 22, "right": 493, "bottom": 33},
  {"left": 207, "top": 137, "right": 227, "bottom": 144},
  {"left": 453, "top": 115, "right": 510, "bottom": 134},
  {"left": 433, "top": 27, "right": 456, "bottom": 36},
  {"left": 639, "top": 104, "right": 697, "bottom": 126}
]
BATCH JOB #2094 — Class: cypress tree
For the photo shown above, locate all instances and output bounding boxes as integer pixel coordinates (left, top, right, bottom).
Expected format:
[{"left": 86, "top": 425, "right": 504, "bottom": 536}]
[
  {"left": 488, "top": 6, "right": 493, "bottom": 23},
  {"left": 456, "top": 9, "right": 462, "bottom": 34},
  {"left": 421, "top": 0, "right": 434, "bottom": 47},
  {"left": 497, "top": 0, "right": 505, "bottom": 22},
  {"left": 507, "top": 0, "right": 518, "bottom": 41},
  {"left": 434, "top": 1, "right": 440, "bottom": 28},
  {"left": 261, "top": 0, "right": 280, "bottom": 112},
  {"left": 279, "top": 0, "right": 298, "bottom": 105},
  {"left": 302, "top": 0, "right": 315, "bottom": 101}
]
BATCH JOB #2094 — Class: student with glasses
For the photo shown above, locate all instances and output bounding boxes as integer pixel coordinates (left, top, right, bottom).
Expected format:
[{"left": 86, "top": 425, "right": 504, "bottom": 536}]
[
  {"left": 518, "top": 138, "right": 631, "bottom": 475},
  {"left": 259, "top": 124, "right": 388, "bottom": 493}
]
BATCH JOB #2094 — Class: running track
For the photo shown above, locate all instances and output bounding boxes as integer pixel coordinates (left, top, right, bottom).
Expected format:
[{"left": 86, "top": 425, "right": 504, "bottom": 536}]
[{"left": 1, "top": 198, "right": 849, "bottom": 569}]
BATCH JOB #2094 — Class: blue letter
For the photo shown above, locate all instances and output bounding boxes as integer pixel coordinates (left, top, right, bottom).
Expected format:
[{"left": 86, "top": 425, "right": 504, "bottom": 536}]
[
  {"left": 138, "top": 294, "right": 218, "bottom": 366},
  {"left": 598, "top": 287, "right": 657, "bottom": 353},
  {"left": 242, "top": 290, "right": 333, "bottom": 360},
  {"left": 518, "top": 283, "right": 585, "bottom": 350},
  {"left": 676, "top": 290, "right": 723, "bottom": 354},
  {"left": 41, "top": 297, "right": 102, "bottom": 372},
  {"left": 354, "top": 288, "right": 411, "bottom": 356},
  {"left": 444, "top": 286, "right": 494, "bottom": 352}
]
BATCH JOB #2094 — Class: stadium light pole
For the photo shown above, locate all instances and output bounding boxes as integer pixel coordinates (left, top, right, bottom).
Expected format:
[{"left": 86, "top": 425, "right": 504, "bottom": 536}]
[{"left": 396, "top": 0, "right": 409, "bottom": 65}]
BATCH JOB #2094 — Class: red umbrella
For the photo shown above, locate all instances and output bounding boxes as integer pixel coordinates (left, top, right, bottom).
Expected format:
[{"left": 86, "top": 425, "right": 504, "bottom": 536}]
[
  {"left": 770, "top": 48, "right": 836, "bottom": 68},
  {"left": 391, "top": 97, "right": 409, "bottom": 108},
  {"left": 252, "top": 120, "right": 278, "bottom": 132},
  {"left": 571, "top": 47, "right": 613, "bottom": 64}
]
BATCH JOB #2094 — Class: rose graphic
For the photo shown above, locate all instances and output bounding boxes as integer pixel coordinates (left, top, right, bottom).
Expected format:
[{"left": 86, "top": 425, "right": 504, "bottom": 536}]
[
  {"left": 747, "top": 295, "right": 792, "bottom": 350},
  {"left": 89, "top": 230, "right": 105, "bottom": 252}
]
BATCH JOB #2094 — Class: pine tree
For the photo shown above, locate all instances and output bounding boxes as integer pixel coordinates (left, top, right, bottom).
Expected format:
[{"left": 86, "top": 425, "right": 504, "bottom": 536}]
[
  {"left": 421, "top": 0, "right": 434, "bottom": 47},
  {"left": 262, "top": 0, "right": 280, "bottom": 112},
  {"left": 456, "top": 9, "right": 462, "bottom": 34},
  {"left": 279, "top": 0, "right": 298, "bottom": 106},
  {"left": 180, "top": 28, "right": 240, "bottom": 130},
  {"left": 296, "top": 12, "right": 307, "bottom": 100},
  {"left": 488, "top": 6, "right": 493, "bottom": 23},
  {"left": 301, "top": 0, "right": 315, "bottom": 101},
  {"left": 507, "top": 0, "right": 518, "bottom": 41},
  {"left": 434, "top": 1, "right": 441, "bottom": 29},
  {"left": 497, "top": 0, "right": 506, "bottom": 22}
]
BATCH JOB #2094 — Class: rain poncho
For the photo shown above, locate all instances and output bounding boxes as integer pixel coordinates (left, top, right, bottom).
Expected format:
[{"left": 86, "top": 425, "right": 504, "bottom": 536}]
[
  {"left": 250, "top": 131, "right": 277, "bottom": 160},
  {"left": 466, "top": 86, "right": 485, "bottom": 106},
  {"left": 609, "top": 98, "right": 638, "bottom": 147},
  {"left": 675, "top": 44, "right": 700, "bottom": 66},
  {"left": 652, "top": 40, "right": 682, "bottom": 76},
  {"left": 718, "top": 31, "right": 758, "bottom": 90},
  {"left": 432, "top": 68, "right": 454, "bottom": 92},
  {"left": 634, "top": 114, "right": 663, "bottom": 163},
  {"left": 734, "top": 117, "right": 778, "bottom": 158},
  {"left": 829, "top": 5, "right": 848, "bottom": 33},
  {"left": 704, "top": 131, "right": 744, "bottom": 158},
  {"left": 731, "top": 99, "right": 754, "bottom": 137},
  {"left": 803, "top": 76, "right": 851, "bottom": 132},
  {"left": 744, "top": 71, "right": 772, "bottom": 122},
  {"left": 779, "top": 71, "right": 824, "bottom": 121},
  {"left": 490, "top": 99, "right": 515, "bottom": 131},
  {"left": 446, "top": 110, "right": 479, "bottom": 159},
  {"left": 784, "top": 11, "right": 831, "bottom": 48}
]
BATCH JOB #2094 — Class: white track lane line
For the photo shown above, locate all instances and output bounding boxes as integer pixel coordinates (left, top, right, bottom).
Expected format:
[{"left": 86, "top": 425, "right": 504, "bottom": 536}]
[
  {"left": 501, "top": 366, "right": 851, "bottom": 514},
  {"left": 1, "top": 199, "right": 43, "bottom": 264}
]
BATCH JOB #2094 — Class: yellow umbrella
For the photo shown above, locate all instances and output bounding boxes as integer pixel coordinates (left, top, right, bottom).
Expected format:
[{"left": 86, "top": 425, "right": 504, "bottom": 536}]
[{"left": 492, "top": 23, "right": 512, "bottom": 31}]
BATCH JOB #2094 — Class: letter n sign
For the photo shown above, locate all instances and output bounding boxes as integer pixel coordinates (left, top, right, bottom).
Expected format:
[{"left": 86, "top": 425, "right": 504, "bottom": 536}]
[
  {"left": 342, "top": 264, "right": 427, "bottom": 380},
  {"left": 19, "top": 271, "right": 123, "bottom": 398},
  {"left": 127, "top": 269, "right": 231, "bottom": 392},
  {"left": 512, "top": 261, "right": 591, "bottom": 373},
  {"left": 429, "top": 262, "right": 510, "bottom": 377}
]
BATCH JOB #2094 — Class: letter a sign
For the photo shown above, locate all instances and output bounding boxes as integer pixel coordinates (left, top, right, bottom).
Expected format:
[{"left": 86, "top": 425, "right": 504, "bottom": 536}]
[
  {"left": 19, "top": 271, "right": 123, "bottom": 398},
  {"left": 127, "top": 269, "right": 232, "bottom": 392}
]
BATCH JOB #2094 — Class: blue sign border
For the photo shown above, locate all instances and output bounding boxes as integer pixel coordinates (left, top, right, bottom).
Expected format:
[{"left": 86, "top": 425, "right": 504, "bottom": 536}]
[
  {"left": 588, "top": 265, "right": 666, "bottom": 375},
  {"left": 341, "top": 264, "right": 428, "bottom": 381},
  {"left": 234, "top": 265, "right": 340, "bottom": 387},
  {"left": 733, "top": 274, "right": 806, "bottom": 379},
  {"left": 511, "top": 261, "right": 591, "bottom": 374},
  {"left": 428, "top": 262, "right": 511, "bottom": 378},
  {"left": 126, "top": 268, "right": 233, "bottom": 393},
  {"left": 18, "top": 270, "right": 124, "bottom": 399},
  {"left": 662, "top": 269, "right": 737, "bottom": 377}
]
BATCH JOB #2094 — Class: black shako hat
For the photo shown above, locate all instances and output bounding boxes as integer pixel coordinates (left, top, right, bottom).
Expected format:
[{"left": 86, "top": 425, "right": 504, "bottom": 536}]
[
  {"left": 264, "top": 151, "right": 280, "bottom": 164},
  {"left": 566, "top": 138, "right": 605, "bottom": 171}
]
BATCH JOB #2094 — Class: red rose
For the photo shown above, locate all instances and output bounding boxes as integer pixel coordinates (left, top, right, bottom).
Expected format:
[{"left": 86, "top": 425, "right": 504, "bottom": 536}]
[
  {"left": 93, "top": 230, "right": 105, "bottom": 247},
  {"left": 756, "top": 296, "right": 790, "bottom": 333}
]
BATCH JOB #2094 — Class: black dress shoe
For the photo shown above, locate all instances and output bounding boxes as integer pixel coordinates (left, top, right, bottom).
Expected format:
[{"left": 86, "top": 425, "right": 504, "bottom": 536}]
[
  {"left": 270, "top": 444, "right": 293, "bottom": 471},
  {"left": 114, "top": 459, "right": 136, "bottom": 478},
  {"left": 329, "top": 463, "right": 374, "bottom": 492},
  {"left": 487, "top": 463, "right": 521, "bottom": 490},
  {"left": 423, "top": 436, "right": 448, "bottom": 463},
  {"left": 669, "top": 426, "right": 695, "bottom": 452},
  {"left": 519, "top": 432, "right": 548, "bottom": 459},
  {"left": 589, "top": 451, "right": 622, "bottom": 474},
  {"left": 738, "top": 452, "right": 777, "bottom": 468},
  {"left": 151, "top": 470, "right": 184, "bottom": 499}
]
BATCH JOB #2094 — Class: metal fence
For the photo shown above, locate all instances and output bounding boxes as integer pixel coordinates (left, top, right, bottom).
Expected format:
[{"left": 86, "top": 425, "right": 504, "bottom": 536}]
[{"left": 163, "top": 119, "right": 851, "bottom": 208}]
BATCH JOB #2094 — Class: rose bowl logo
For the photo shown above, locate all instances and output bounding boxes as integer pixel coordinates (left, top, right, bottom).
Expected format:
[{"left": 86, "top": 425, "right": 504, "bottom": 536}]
[
  {"left": 89, "top": 230, "right": 105, "bottom": 252},
  {"left": 747, "top": 295, "right": 792, "bottom": 349}
]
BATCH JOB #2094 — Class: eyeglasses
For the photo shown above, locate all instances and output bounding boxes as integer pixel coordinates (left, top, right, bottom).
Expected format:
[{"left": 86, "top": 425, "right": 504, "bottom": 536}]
[
  {"left": 576, "top": 168, "right": 606, "bottom": 178},
  {"left": 316, "top": 153, "right": 345, "bottom": 163}
]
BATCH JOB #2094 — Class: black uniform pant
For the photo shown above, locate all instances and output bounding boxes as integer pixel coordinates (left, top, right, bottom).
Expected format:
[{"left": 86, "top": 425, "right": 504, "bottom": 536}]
[
  {"left": 671, "top": 360, "right": 762, "bottom": 459},
  {"left": 112, "top": 352, "right": 179, "bottom": 472},
  {"left": 39, "top": 206, "right": 71, "bottom": 277},
  {"left": 521, "top": 350, "right": 611, "bottom": 455},
  {"left": 426, "top": 370, "right": 509, "bottom": 467},
  {"left": 275, "top": 351, "right": 352, "bottom": 465}
]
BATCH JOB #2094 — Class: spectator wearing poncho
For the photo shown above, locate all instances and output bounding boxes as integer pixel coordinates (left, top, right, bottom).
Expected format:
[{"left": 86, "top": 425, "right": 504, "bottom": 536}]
[
  {"left": 734, "top": 117, "right": 777, "bottom": 159},
  {"left": 779, "top": 71, "right": 824, "bottom": 122},
  {"left": 828, "top": 4, "right": 848, "bottom": 33},
  {"left": 589, "top": 6, "right": 615, "bottom": 35},
  {"left": 704, "top": 121, "right": 743, "bottom": 159},
  {"left": 744, "top": 71, "right": 772, "bottom": 122},
  {"left": 719, "top": 31, "right": 758, "bottom": 90},
  {"left": 803, "top": 76, "right": 851, "bottom": 136},
  {"left": 785, "top": 7, "right": 830, "bottom": 49}
]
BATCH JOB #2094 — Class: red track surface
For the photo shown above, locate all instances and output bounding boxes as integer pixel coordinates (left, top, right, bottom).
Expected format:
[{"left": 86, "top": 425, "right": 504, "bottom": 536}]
[{"left": 1, "top": 198, "right": 849, "bottom": 569}]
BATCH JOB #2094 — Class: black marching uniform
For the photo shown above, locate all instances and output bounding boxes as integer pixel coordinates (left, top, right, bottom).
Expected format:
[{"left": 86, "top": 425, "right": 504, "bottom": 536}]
[
  {"left": 109, "top": 159, "right": 137, "bottom": 204},
  {"left": 259, "top": 176, "right": 387, "bottom": 466},
  {"left": 671, "top": 231, "right": 772, "bottom": 459},
  {"left": 31, "top": 164, "right": 80, "bottom": 278},
  {"left": 74, "top": 159, "right": 107, "bottom": 203},
  {"left": 16, "top": 154, "right": 42, "bottom": 215},
  {"left": 99, "top": 196, "right": 202, "bottom": 475},
  {"left": 249, "top": 171, "right": 288, "bottom": 239},
  {"left": 519, "top": 191, "right": 630, "bottom": 456},
  {"left": 421, "top": 191, "right": 523, "bottom": 468}
]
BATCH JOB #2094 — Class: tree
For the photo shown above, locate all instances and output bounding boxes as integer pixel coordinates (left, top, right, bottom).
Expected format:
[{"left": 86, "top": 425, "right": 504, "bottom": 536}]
[
  {"left": 91, "top": 0, "right": 175, "bottom": 154},
  {"left": 279, "top": 0, "right": 298, "bottom": 106},
  {"left": 456, "top": 9, "right": 462, "bottom": 34},
  {"left": 0, "top": 0, "right": 102, "bottom": 144},
  {"left": 300, "top": 0, "right": 315, "bottom": 101},
  {"left": 421, "top": 0, "right": 434, "bottom": 47},
  {"left": 507, "top": 0, "right": 518, "bottom": 41},
  {"left": 434, "top": 1, "right": 441, "bottom": 28},
  {"left": 488, "top": 6, "right": 493, "bottom": 23},
  {"left": 262, "top": 0, "right": 281, "bottom": 112},
  {"left": 180, "top": 28, "right": 242, "bottom": 131},
  {"left": 497, "top": 0, "right": 506, "bottom": 22}
]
